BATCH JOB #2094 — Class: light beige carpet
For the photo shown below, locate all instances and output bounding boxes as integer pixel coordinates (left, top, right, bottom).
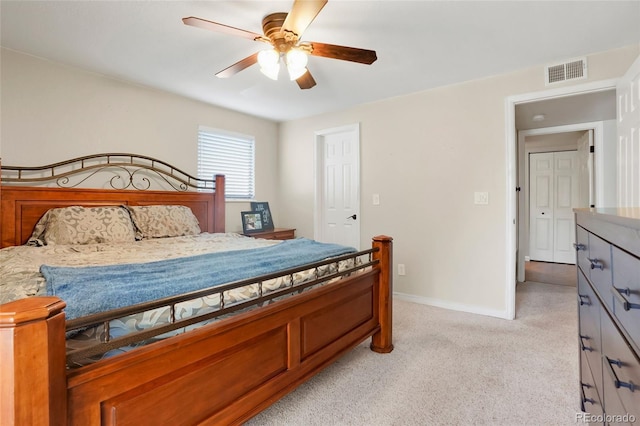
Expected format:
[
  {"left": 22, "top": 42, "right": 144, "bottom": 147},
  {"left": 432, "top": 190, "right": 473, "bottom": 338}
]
[{"left": 246, "top": 282, "right": 578, "bottom": 425}]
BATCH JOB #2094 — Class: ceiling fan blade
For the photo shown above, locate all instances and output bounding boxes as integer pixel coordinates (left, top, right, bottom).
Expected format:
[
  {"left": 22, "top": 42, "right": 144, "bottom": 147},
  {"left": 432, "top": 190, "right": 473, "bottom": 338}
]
[
  {"left": 282, "top": 0, "right": 328, "bottom": 39},
  {"left": 183, "top": 17, "right": 266, "bottom": 42},
  {"left": 307, "top": 42, "right": 377, "bottom": 65},
  {"left": 215, "top": 52, "right": 259, "bottom": 78},
  {"left": 296, "top": 70, "right": 317, "bottom": 90}
]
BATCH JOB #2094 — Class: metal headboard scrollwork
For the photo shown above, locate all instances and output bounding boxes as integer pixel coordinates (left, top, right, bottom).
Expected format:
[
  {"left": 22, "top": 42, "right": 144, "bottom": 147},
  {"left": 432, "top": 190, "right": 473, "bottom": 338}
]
[{"left": 0, "top": 153, "right": 215, "bottom": 192}]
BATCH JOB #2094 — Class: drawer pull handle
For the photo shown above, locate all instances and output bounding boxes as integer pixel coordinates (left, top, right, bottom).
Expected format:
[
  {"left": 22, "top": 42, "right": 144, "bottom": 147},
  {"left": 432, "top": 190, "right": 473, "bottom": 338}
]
[
  {"left": 587, "top": 258, "right": 604, "bottom": 270},
  {"left": 605, "top": 356, "right": 637, "bottom": 392},
  {"left": 580, "top": 385, "right": 596, "bottom": 405},
  {"left": 578, "top": 294, "right": 591, "bottom": 306},
  {"left": 573, "top": 243, "right": 586, "bottom": 252},
  {"left": 612, "top": 287, "right": 640, "bottom": 311},
  {"left": 579, "top": 335, "right": 593, "bottom": 352}
]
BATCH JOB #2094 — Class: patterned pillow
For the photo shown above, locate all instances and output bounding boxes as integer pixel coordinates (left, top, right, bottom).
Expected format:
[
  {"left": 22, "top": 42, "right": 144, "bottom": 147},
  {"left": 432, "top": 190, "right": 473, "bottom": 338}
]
[
  {"left": 42, "top": 206, "right": 138, "bottom": 245},
  {"left": 126, "top": 205, "right": 201, "bottom": 239},
  {"left": 27, "top": 211, "right": 51, "bottom": 246}
]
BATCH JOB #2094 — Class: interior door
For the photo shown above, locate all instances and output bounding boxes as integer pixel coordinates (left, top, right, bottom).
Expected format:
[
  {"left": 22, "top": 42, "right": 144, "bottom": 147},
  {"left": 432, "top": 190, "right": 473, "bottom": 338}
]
[
  {"left": 553, "top": 151, "right": 579, "bottom": 264},
  {"left": 529, "top": 152, "right": 554, "bottom": 262},
  {"left": 617, "top": 55, "right": 640, "bottom": 207},
  {"left": 529, "top": 151, "right": 578, "bottom": 264},
  {"left": 314, "top": 124, "right": 361, "bottom": 249}
]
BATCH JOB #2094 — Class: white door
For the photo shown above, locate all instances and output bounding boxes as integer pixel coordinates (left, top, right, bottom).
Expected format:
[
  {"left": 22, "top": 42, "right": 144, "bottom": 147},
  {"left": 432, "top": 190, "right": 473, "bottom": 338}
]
[
  {"left": 314, "top": 124, "right": 360, "bottom": 249},
  {"left": 617, "top": 55, "right": 640, "bottom": 207},
  {"left": 530, "top": 153, "right": 554, "bottom": 262},
  {"left": 529, "top": 151, "right": 579, "bottom": 264}
]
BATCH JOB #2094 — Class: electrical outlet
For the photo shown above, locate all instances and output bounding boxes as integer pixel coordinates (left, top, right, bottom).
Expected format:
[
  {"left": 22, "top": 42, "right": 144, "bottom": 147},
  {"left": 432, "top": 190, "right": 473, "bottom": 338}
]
[{"left": 398, "top": 263, "right": 406, "bottom": 276}]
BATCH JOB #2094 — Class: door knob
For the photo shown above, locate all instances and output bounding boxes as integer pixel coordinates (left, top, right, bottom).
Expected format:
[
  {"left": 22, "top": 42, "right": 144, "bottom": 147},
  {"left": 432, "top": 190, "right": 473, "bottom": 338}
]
[{"left": 347, "top": 214, "right": 357, "bottom": 220}]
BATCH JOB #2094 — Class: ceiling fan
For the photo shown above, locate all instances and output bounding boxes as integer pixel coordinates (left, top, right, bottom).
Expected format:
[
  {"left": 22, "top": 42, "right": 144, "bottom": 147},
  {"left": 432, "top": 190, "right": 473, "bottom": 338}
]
[{"left": 182, "top": 0, "right": 377, "bottom": 89}]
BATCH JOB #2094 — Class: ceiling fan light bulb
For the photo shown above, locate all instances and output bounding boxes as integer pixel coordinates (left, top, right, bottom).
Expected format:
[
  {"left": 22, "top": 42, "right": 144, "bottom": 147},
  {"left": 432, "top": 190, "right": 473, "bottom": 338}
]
[
  {"left": 287, "top": 66, "right": 308, "bottom": 81},
  {"left": 286, "top": 49, "right": 308, "bottom": 69},
  {"left": 260, "top": 64, "right": 280, "bottom": 80},
  {"left": 258, "top": 49, "right": 279, "bottom": 67}
]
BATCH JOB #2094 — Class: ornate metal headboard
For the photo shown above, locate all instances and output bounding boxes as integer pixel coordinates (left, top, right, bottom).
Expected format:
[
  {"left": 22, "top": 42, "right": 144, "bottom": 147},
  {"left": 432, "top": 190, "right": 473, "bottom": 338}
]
[
  {"left": 0, "top": 153, "right": 215, "bottom": 191},
  {"left": 0, "top": 153, "right": 226, "bottom": 247}
]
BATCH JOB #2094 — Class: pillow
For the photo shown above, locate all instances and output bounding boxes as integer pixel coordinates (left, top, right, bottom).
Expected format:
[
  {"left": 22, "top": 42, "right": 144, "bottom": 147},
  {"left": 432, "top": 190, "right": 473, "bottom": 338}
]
[
  {"left": 40, "top": 206, "right": 138, "bottom": 245},
  {"left": 126, "top": 205, "right": 201, "bottom": 239},
  {"left": 27, "top": 211, "right": 51, "bottom": 246}
]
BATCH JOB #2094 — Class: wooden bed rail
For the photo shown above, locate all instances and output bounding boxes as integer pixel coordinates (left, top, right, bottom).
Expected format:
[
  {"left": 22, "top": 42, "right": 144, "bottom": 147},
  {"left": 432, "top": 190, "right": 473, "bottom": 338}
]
[{"left": 0, "top": 236, "right": 393, "bottom": 425}]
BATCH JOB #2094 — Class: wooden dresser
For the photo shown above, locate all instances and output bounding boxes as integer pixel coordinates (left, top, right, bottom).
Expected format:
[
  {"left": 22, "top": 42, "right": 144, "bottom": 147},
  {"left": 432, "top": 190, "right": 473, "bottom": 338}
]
[
  {"left": 575, "top": 208, "right": 640, "bottom": 424},
  {"left": 243, "top": 228, "right": 296, "bottom": 240}
]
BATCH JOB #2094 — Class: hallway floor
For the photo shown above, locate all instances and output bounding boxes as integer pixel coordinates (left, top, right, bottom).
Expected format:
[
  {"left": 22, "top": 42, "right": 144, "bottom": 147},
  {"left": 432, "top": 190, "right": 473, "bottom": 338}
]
[{"left": 524, "top": 260, "right": 577, "bottom": 287}]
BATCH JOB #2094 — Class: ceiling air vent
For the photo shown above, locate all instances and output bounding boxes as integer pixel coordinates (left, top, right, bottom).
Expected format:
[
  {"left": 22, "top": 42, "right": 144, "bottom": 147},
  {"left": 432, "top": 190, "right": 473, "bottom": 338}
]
[{"left": 545, "top": 57, "right": 587, "bottom": 85}]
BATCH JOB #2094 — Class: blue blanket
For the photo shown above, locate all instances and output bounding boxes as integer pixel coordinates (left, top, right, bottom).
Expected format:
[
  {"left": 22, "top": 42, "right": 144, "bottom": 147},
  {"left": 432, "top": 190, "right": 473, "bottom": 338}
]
[{"left": 42, "top": 238, "right": 355, "bottom": 321}]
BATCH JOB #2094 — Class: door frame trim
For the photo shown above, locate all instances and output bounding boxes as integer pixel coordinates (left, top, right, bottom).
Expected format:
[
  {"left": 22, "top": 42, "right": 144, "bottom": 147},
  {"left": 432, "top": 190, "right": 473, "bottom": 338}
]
[
  {"left": 313, "top": 123, "right": 361, "bottom": 246},
  {"left": 505, "top": 78, "right": 617, "bottom": 319}
]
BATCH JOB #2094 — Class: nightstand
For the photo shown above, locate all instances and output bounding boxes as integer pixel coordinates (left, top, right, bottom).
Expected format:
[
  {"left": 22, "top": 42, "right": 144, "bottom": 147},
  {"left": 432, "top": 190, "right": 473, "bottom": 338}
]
[{"left": 244, "top": 228, "right": 296, "bottom": 240}]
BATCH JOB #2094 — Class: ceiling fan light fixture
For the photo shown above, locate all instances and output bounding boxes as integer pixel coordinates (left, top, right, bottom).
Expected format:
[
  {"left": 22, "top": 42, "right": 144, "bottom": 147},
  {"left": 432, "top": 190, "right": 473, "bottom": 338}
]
[
  {"left": 286, "top": 49, "right": 308, "bottom": 80},
  {"left": 287, "top": 65, "right": 308, "bottom": 80},
  {"left": 260, "top": 63, "right": 280, "bottom": 80},
  {"left": 258, "top": 49, "right": 280, "bottom": 80}
]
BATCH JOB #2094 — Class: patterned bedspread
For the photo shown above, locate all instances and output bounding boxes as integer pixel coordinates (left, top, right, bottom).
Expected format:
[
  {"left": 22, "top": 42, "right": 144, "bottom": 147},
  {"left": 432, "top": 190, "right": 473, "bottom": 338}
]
[
  {"left": 0, "top": 232, "right": 281, "bottom": 305},
  {"left": 1, "top": 233, "right": 357, "bottom": 366}
]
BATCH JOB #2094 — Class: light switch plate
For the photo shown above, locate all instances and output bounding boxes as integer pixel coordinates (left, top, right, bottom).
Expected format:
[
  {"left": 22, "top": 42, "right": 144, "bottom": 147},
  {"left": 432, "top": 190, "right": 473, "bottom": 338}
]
[
  {"left": 474, "top": 192, "right": 489, "bottom": 205},
  {"left": 372, "top": 193, "right": 380, "bottom": 205}
]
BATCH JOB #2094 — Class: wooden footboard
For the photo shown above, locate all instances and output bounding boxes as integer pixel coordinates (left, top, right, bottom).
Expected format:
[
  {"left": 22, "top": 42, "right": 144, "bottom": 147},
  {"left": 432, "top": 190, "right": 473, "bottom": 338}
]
[{"left": 0, "top": 236, "right": 392, "bottom": 425}]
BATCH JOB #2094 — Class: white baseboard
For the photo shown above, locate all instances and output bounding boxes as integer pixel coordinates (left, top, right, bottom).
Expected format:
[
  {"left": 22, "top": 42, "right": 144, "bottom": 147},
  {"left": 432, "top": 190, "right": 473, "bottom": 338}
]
[{"left": 393, "top": 291, "right": 512, "bottom": 320}]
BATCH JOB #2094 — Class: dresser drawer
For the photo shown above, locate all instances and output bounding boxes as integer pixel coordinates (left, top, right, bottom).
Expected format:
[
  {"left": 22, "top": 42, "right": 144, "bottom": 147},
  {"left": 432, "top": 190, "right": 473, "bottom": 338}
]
[
  {"left": 578, "top": 270, "right": 603, "bottom": 389},
  {"left": 601, "top": 374, "right": 635, "bottom": 425},
  {"left": 588, "top": 234, "right": 614, "bottom": 311},
  {"left": 576, "top": 226, "right": 591, "bottom": 275},
  {"left": 601, "top": 312, "right": 640, "bottom": 419},
  {"left": 612, "top": 247, "right": 640, "bottom": 351},
  {"left": 580, "top": 350, "right": 603, "bottom": 416}
]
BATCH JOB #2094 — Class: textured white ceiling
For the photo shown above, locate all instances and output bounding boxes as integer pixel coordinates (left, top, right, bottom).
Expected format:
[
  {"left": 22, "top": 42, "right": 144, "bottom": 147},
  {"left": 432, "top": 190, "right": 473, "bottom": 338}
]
[{"left": 1, "top": 1, "right": 639, "bottom": 122}]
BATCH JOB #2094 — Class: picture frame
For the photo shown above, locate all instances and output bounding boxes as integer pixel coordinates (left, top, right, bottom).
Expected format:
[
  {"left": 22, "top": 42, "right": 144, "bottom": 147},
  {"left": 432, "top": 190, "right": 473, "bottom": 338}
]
[
  {"left": 241, "top": 211, "right": 264, "bottom": 234},
  {"left": 250, "top": 201, "right": 274, "bottom": 230}
]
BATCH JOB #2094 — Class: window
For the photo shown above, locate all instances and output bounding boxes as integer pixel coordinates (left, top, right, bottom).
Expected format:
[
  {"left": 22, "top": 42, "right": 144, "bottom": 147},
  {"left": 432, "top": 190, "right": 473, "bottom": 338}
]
[{"left": 197, "top": 127, "right": 255, "bottom": 200}]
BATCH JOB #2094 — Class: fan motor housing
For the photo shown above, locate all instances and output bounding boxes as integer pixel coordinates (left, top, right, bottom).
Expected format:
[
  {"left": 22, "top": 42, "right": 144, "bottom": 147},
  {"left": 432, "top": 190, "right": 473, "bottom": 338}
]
[{"left": 262, "top": 12, "right": 297, "bottom": 52}]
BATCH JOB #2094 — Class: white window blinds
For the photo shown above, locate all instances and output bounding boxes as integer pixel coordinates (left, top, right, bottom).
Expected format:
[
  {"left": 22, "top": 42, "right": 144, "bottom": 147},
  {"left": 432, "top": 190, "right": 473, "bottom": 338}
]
[{"left": 197, "top": 127, "right": 255, "bottom": 200}]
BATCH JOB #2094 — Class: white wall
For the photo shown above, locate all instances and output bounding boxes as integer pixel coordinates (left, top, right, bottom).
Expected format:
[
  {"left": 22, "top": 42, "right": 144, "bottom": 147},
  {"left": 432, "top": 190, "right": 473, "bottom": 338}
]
[
  {"left": 0, "top": 48, "right": 279, "bottom": 232},
  {"left": 277, "top": 44, "right": 640, "bottom": 318}
]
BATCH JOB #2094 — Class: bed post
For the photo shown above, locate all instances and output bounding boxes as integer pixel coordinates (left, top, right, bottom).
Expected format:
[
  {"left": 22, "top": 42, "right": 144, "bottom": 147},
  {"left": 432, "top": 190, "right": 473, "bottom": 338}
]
[
  {"left": 370, "top": 235, "right": 394, "bottom": 353},
  {"left": 213, "top": 174, "right": 226, "bottom": 232},
  {"left": 0, "top": 297, "right": 67, "bottom": 426}
]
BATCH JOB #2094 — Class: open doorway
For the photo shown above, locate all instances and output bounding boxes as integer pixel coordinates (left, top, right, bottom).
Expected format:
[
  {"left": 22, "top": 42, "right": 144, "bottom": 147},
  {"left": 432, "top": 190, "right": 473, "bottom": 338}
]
[
  {"left": 516, "top": 120, "right": 617, "bottom": 284},
  {"left": 504, "top": 80, "right": 618, "bottom": 319}
]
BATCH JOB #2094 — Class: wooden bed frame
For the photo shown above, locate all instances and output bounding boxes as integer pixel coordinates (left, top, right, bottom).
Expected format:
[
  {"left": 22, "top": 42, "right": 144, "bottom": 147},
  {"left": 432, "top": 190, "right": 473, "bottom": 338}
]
[{"left": 0, "top": 154, "right": 393, "bottom": 425}]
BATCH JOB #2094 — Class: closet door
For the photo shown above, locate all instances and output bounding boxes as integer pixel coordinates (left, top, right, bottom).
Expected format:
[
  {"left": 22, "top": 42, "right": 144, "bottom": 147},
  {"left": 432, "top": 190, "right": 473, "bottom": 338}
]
[
  {"left": 530, "top": 152, "right": 554, "bottom": 262},
  {"left": 529, "top": 151, "right": 578, "bottom": 264}
]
